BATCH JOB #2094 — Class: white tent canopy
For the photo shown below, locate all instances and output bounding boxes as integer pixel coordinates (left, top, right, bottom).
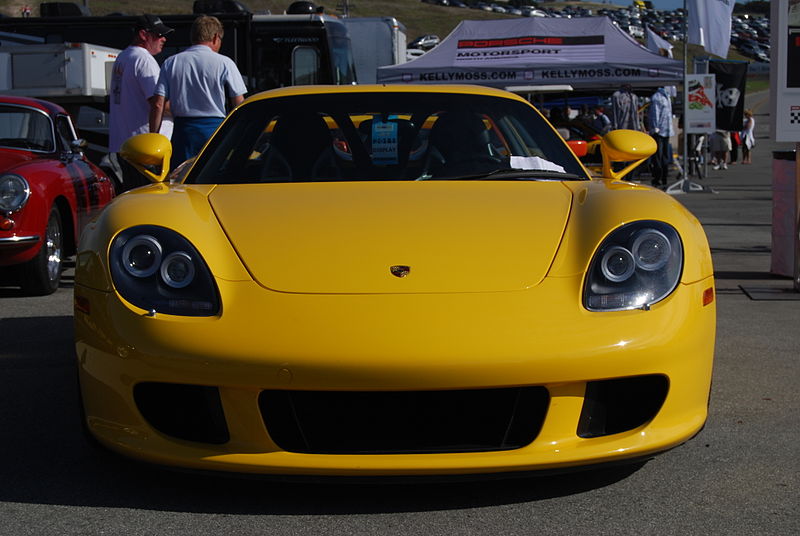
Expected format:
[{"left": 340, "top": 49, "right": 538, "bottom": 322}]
[{"left": 378, "top": 17, "right": 683, "bottom": 90}]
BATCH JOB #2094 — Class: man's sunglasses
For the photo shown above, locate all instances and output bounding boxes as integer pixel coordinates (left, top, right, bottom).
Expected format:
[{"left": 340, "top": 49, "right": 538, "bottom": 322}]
[{"left": 148, "top": 30, "right": 167, "bottom": 39}]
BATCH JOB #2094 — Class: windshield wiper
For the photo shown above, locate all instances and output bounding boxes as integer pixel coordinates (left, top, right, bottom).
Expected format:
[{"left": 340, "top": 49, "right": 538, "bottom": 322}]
[{"left": 418, "top": 169, "right": 585, "bottom": 181}]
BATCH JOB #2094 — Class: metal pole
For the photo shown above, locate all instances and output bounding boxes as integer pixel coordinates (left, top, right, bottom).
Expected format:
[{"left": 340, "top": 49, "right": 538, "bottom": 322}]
[
  {"left": 682, "top": 0, "right": 690, "bottom": 192},
  {"left": 794, "top": 142, "right": 800, "bottom": 290}
]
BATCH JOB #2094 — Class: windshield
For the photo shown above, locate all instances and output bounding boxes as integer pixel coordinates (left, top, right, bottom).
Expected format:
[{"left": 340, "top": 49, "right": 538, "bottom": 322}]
[
  {"left": 0, "top": 105, "right": 55, "bottom": 152},
  {"left": 187, "top": 93, "right": 589, "bottom": 184}
]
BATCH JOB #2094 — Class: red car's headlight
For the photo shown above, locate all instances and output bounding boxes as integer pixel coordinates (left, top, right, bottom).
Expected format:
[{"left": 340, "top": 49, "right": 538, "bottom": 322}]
[{"left": 0, "top": 174, "right": 30, "bottom": 214}]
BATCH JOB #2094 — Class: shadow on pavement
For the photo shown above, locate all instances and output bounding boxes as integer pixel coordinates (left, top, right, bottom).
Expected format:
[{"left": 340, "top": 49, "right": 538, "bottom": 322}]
[{"left": 0, "top": 316, "right": 645, "bottom": 514}]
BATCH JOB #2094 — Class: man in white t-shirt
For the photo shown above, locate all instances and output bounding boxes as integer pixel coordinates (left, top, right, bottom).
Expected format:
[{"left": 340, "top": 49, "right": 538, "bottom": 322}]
[
  {"left": 107, "top": 14, "right": 174, "bottom": 190},
  {"left": 150, "top": 15, "right": 247, "bottom": 170}
]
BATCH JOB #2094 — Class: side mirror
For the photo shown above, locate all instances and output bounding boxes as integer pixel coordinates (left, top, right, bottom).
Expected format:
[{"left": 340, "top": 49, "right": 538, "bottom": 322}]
[
  {"left": 70, "top": 138, "right": 88, "bottom": 153},
  {"left": 119, "top": 133, "right": 172, "bottom": 183},
  {"left": 599, "top": 130, "right": 657, "bottom": 180}
]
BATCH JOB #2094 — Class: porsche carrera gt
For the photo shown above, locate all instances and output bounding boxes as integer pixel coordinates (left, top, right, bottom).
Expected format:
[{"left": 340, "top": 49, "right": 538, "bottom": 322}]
[{"left": 74, "top": 85, "right": 715, "bottom": 477}]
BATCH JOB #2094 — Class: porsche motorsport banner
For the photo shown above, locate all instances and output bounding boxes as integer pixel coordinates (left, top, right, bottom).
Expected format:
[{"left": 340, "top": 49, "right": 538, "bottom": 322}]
[{"left": 454, "top": 35, "right": 606, "bottom": 65}]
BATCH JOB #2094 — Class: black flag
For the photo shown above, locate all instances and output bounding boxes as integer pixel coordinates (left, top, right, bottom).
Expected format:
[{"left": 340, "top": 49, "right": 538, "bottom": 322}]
[{"left": 709, "top": 60, "right": 748, "bottom": 131}]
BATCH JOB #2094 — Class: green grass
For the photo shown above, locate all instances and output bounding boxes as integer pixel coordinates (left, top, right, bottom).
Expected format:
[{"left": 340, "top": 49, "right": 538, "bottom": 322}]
[{"left": 746, "top": 76, "right": 769, "bottom": 94}]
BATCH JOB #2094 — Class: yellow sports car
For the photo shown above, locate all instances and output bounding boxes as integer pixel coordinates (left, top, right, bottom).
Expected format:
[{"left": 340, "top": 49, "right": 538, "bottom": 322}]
[{"left": 74, "top": 85, "right": 715, "bottom": 477}]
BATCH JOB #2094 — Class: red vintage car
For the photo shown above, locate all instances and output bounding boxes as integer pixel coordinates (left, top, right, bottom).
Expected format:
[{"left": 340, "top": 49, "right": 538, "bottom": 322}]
[{"left": 0, "top": 95, "right": 114, "bottom": 294}]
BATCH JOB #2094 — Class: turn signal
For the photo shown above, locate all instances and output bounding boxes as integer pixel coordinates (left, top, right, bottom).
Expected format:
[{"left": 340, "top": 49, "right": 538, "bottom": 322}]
[
  {"left": 0, "top": 217, "right": 14, "bottom": 231},
  {"left": 702, "top": 287, "right": 715, "bottom": 306},
  {"left": 74, "top": 294, "right": 91, "bottom": 315}
]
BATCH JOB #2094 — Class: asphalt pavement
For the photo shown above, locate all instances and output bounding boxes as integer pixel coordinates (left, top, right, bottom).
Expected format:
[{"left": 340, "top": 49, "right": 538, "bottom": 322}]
[{"left": 0, "top": 90, "right": 798, "bottom": 535}]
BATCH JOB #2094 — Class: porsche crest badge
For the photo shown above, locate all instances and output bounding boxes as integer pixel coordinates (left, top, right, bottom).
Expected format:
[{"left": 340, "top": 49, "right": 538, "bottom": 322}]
[{"left": 390, "top": 265, "right": 411, "bottom": 278}]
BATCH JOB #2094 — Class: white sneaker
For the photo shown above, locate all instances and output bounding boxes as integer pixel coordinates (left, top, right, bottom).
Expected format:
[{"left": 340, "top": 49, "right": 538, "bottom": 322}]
[
  {"left": 713, "top": 164, "right": 720, "bottom": 170},
  {"left": 722, "top": 163, "right": 728, "bottom": 170}
]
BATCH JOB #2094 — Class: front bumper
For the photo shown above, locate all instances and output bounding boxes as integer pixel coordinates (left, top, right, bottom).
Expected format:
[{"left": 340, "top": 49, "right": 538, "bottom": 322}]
[
  {"left": 75, "top": 274, "right": 716, "bottom": 476},
  {"left": 0, "top": 234, "right": 40, "bottom": 266}
]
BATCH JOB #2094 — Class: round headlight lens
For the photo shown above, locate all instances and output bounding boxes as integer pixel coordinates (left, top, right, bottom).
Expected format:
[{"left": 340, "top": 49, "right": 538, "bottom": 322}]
[
  {"left": 0, "top": 174, "right": 31, "bottom": 213},
  {"left": 122, "top": 235, "right": 162, "bottom": 278},
  {"left": 632, "top": 229, "right": 671, "bottom": 271},
  {"left": 161, "top": 251, "right": 195, "bottom": 288},
  {"left": 601, "top": 246, "right": 636, "bottom": 282}
]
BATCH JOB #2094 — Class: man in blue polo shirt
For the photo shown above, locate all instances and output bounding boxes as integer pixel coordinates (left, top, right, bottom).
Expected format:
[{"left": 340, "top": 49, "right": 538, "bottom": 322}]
[{"left": 149, "top": 15, "right": 247, "bottom": 170}]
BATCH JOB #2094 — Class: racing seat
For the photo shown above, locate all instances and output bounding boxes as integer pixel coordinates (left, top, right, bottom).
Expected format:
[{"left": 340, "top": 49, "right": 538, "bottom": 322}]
[
  {"left": 425, "top": 111, "right": 502, "bottom": 177},
  {"left": 264, "top": 112, "right": 337, "bottom": 181}
]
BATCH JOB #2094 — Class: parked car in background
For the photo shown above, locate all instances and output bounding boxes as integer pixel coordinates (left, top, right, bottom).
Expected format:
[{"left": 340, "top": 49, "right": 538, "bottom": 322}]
[
  {"left": 0, "top": 95, "right": 113, "bottom": 294},
  {"left": 408, "top": 34, "right": 440, "bottom": 50},
  {"left": 406, "top": 48, "right": 427, "bottom": 60}
]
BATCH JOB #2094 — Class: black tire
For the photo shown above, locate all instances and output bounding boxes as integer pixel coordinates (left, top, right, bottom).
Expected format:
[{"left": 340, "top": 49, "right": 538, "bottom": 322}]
[{"left": 19, "top": 205, "right": 63, "bottom": 295}]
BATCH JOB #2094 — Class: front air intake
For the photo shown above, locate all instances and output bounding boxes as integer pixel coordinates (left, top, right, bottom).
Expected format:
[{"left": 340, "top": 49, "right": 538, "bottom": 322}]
[
  {"left": 577, "top": 375, "right": 669, "bottom": 438},
  {"left": 260, "top": 387, "right": 550, "bottom": 454},
  {"left": 134, "top": 382, "right": 229, "bottom": 444}
]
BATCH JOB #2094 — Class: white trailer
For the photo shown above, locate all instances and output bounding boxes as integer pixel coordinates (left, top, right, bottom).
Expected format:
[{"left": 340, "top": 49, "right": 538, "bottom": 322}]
[
  {"left": 342, "top": 17, "right": 407, "bottom": 84},
  {"left": 0, "top": 41, "right": 119, "bottom": 100}
]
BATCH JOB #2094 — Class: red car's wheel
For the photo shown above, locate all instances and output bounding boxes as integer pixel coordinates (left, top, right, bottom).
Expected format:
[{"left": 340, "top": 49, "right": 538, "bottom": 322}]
[{"left": 20, "top": 206, "right": 63, "bottom": 295}]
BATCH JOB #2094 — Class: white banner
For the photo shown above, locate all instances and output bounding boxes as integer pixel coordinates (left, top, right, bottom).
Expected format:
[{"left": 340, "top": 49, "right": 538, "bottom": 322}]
[
  {"left": 687, "top": 0, "right": 735, "bottom": 58},
  {"left": 646, "top": 26, "right": 673, "bottom": 58},
  {"left": 771, "top": 0, "right": 800, "bottom": 142},
  {"left": 685, "top": 74, "right": 716, "bottom": 134}
]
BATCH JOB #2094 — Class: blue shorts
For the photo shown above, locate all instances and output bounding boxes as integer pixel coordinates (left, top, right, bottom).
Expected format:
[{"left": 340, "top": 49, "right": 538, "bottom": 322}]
[{"left": 171, "top": 116, "right": 224, "bottom": 170}]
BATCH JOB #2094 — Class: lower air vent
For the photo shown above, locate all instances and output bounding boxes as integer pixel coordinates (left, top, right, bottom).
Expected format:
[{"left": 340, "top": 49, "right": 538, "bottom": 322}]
[
  {"left": 577, "top": 375, "right": 669, "bottom": 438},
  {"left": 134, "top": 382, "right": 229, "bottom": 444},
  {"left": 260, "top": 387, "right": 549, "bottom": 454}
]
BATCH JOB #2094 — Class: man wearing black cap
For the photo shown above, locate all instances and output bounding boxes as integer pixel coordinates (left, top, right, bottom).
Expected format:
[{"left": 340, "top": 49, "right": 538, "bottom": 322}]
[{"left": 109, "top": 15, "right": 174, "bottom": 158}]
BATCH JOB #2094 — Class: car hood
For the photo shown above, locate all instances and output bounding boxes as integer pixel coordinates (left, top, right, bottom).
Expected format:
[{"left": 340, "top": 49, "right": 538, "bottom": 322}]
[
  {"left": 208, "top": 181, "right": 573, "bottom": 294},
  {"left": 0, "top": 150, "right": 35, "bottom": 171}
]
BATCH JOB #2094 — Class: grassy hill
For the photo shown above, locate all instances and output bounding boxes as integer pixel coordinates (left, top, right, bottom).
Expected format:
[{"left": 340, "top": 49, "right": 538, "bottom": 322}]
[{"left": 0, "top": 1, "right": 618, "bottom": 45}]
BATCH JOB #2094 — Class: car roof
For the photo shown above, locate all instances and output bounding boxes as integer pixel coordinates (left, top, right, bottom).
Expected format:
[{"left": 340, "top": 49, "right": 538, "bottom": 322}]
[
  {"left": 0, "top": 94, "right": 65, "bottom": 116},
  {"left": 244, "top": 84, "right": 529, "bottom": 105}
]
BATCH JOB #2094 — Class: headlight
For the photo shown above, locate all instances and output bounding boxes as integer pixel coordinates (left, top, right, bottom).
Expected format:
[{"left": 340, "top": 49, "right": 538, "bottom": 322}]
[
  {"left": 0, "top": 174, "right": 30, "bottom": 214},
  {"left": 584, "top": 221, "right": 683, "bottom": 311},
  {"left": 110, "top": 226, "right": 220, "bottom": 316}
]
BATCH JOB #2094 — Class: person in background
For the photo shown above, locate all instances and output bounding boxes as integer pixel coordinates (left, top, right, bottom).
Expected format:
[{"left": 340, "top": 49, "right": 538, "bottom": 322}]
[
  {"left": 592, "top": 106, "right": 611, "bottom": 135},
  {"left": 741, "top": 109, "right": 755, "bottom": 164},
  {"left": 577, "top": 104, "right": 594, "bottom": 127},
  {"left": 107, "top": 14, "right": 174, "bottom": 191},
  {"left": 149, "top": 15, "right": 247, "bottom": 170},
  {"left": 729, "top": 130, "right": 740, "bottom": 164},
  {"left": 710, "top": 129, "right": 731, "bottom": 170},
  {"left": 647, "top": 86, "right": 674, "bottom": 187},
  {"left": 610, "top": 84, "right": 640, "bottom": 131}
]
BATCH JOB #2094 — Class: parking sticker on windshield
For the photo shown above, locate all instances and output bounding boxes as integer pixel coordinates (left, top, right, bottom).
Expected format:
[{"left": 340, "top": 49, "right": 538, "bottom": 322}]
[{"left": 371, "top": 120, "right": 399, "bottom": 165}]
